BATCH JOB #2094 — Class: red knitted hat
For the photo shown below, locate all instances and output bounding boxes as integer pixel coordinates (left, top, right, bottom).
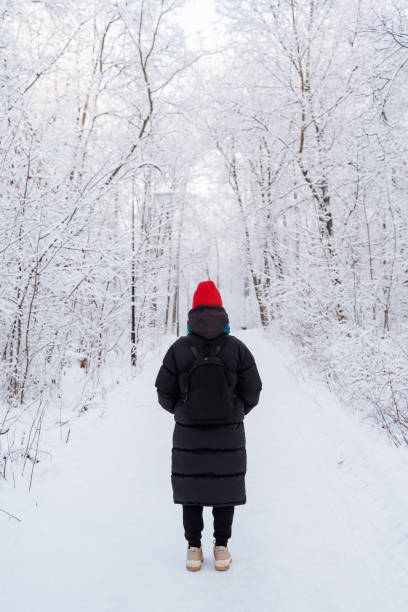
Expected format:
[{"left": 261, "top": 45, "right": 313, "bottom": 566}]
[{"left": 192, "top": 280, "right": 223, "bottom": 308}]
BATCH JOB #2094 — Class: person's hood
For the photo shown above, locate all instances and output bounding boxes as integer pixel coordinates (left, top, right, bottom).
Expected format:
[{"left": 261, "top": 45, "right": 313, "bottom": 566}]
[{"left": 187, "top": 305, "right": 229, "bottom": 339}]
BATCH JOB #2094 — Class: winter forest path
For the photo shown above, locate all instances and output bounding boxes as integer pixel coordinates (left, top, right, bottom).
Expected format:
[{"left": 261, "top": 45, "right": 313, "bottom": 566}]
[{"left": 2, "top": 329, "right": 408, "bottom": 612}]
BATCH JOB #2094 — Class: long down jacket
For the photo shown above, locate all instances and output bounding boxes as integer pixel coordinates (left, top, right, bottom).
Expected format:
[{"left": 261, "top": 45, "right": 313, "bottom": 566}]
[{"left": 155, "top": 304, "right": 262, "bottom": 507}]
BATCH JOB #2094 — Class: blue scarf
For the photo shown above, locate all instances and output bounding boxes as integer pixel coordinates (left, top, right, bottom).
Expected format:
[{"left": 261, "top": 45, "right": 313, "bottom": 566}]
[{"left": 187, "top": 323, "right": 230, "bottom": 335}]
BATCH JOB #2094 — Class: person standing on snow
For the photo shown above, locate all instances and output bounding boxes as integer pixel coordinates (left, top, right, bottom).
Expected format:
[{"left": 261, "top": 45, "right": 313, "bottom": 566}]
[{"left": 155, "top": 280, "right": 262, "bottom": 571}]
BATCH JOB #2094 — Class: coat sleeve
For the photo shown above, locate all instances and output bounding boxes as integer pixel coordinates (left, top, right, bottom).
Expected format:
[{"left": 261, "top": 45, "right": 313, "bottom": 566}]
[
  {"left": 154, "top": 344, "right": 179, "bottom": 414},
  {"left": 236, "top": 340, "right": 262, "bottom": 415}
]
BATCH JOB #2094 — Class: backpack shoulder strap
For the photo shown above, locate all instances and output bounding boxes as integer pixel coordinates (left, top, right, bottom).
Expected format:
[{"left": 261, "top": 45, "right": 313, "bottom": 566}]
[
  {"left": 185, "top": 334, "right": 202, "bottom": 357},
  {"left": 190, "top": 345, "right": 200, "bottom": 359},
  {"left": 212, "top": 340, "right": 232, "bottom": 384}
]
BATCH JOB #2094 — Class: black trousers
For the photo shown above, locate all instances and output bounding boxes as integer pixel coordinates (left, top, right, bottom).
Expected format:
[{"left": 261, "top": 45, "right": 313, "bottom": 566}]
[{"left": 183, "top": 505, "right": 235, "bottom": 547}]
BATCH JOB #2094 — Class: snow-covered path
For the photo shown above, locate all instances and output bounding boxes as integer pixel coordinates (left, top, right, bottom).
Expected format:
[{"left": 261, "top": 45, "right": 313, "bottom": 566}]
[{"left": 2, "top": 329, "right": 408, "bottom": 612}]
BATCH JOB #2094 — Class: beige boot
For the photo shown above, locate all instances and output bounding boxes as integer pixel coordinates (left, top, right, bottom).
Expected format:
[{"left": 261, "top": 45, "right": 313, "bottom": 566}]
[
  {"left": 186, "top": 546, "right": 203, "bottom": 571},
  {"left": 213, "top": 543, "right": 232, "bottom": 571}
]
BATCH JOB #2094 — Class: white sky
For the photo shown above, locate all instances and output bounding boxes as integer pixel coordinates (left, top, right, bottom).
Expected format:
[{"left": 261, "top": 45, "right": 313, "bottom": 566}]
[
  {"left": 178, "top": 0, "right": 223, "bottom": 51},
  {"left": 176, "top": 0, "right": 230, "bottom": 200}
]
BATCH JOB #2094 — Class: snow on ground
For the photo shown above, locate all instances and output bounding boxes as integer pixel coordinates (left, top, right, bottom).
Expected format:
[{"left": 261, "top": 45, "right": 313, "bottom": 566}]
[{"left": 2, "top": 328, "right": 408, "bottom": 612}]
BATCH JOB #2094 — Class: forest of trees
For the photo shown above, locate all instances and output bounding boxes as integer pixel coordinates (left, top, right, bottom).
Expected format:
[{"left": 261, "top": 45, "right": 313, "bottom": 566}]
[{"left": 1, "top": 0, "right": 408, "bottom": 484}]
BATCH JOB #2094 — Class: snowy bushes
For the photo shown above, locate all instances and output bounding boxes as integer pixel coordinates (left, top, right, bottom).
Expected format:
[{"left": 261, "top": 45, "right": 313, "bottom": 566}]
[{"left": 287, "top": 321, "right": 408, "bottom": 446}]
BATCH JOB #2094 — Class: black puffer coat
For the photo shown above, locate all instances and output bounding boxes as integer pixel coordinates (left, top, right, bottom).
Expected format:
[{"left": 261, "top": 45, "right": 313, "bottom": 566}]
[{"left": 155, "top": 304, "right": 262, "bottom": 507}]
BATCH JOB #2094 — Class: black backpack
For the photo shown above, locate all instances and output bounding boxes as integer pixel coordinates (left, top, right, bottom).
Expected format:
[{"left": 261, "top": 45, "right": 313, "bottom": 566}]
[{"left": 182, "top": 340, "right": 235, "bottom": 422}]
